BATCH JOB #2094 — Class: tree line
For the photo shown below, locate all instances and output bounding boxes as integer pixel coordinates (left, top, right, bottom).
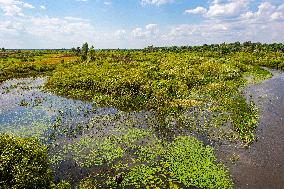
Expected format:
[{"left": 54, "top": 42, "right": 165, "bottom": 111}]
[{"left": 144, "top": 42, "right": 284, "bottom": 53}]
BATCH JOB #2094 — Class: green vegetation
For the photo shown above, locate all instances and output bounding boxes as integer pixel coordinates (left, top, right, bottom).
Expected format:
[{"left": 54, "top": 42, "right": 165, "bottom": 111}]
[
  {"left": 0, "top": 50, "right": 77, "bottom": 83},
  {"left": 0, "top": 42, "right": 283, "bottom": 188},
  {"left": 0, "top": 133, "right": 53, "bottom": 188},
  {"left": 0, "top": 131, "right": 233, "bottom": 189},
  {"left": 50, "top": 120, "right": 233, "bottom": 188},
  {"left": 119, "top": 136, "right": 233, "bottom": 189},
  {"left": 46, "top": 46, "right": 275, "bottom": 144}
]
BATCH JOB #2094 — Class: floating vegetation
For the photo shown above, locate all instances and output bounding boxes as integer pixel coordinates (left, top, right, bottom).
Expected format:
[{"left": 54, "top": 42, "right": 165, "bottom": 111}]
[{"left": 49, "top": 127, "right": 233, "bottom": 188}]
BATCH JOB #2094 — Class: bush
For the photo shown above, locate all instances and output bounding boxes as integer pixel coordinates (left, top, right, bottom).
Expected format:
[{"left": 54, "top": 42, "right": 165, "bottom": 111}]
[{"left": 0, "top": 134, "right": 53, "bottom": 189}]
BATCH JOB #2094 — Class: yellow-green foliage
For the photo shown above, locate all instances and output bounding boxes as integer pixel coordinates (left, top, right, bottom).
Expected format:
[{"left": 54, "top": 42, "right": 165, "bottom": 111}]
[
  {"left": 0, "top": 134, "right": 76, "bottom": 189},
  {"left": 120, "top": 136, "right": 233, "bottom": 189},
  {"left": 0, "top": 133, "right": 53, "bottom": 189},
  {"left": 46, "top": 50, "right": 273, "bottom": 144},
  {"left": 0, "top": 52, "right": 77, "bottom": 83}
]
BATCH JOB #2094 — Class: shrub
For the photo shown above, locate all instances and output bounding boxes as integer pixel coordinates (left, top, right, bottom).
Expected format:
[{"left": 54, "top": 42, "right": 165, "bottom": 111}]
[{"left": 0, "top": 133, "right": 53, "bottom": 189}]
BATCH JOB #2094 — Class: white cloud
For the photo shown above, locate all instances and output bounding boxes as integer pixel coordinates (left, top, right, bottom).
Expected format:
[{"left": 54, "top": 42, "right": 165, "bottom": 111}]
[
  {"left": 0, "top": 15, "right": 97, "bottom": 48},
  {"left": 132, "top": 27, "right": 145, "bottom": 38},
  {"left": 145, "top": 24, "right": 159, "bottom": 33},
  {"left": 185, "top": 0, "right": 251, "bottom": 18},
  {"left": 104, "top": 1, "right": 111, "bottom": 6},
  {"left": 132, "top": 24, "right": 159, "bottom": 39},
  {"left": 240, "top": 11, "right": 254, "bottom": 19},
  {"left": 22, "top": 2, "right": 34, "bottom": 9},
  {"left": 114, "top": 29, "right": 126, "bottom": 39},
  {"left": 240, "top": 2, "right": 284, "bottom": 22},
  {"left": 0, "top": 20, "right": 24, "bottom": 33},
  {"left": 40, "top": 5, "right": 46, "bottom": 10},
  {"left": 206, "top": 0, "right": 250, "bottom": 18},
  {"left": 0, "top": 0, "right": 34, "bottom": 16},
  {"left": 64, "top": 16, "right": 88, "bottom": 22},
  {"left": 184, "top": 7, "right": 207, "bottom": 15},
  {"left": 271, "top": 12, "right": 284, "bottom": 21},
  {"left": 278, "top": 3, "right": 284, "bottom": 11},
  {"left": 167, "top": 1, "right": 284, "bottom": 45},
  {"left": 167, "top": 23, "right": 228, "bottom": 39},
  {"left": 27, "top": 16, "right": 95, "bottom": 40},
  {"left": 141, "top": 0, "right": 174, "bottom": 6}
]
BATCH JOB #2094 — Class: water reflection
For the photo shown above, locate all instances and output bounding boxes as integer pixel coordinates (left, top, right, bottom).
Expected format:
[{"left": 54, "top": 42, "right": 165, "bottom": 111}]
[{"left": 0, "top": 77, "right": 117, "bottom": 141}]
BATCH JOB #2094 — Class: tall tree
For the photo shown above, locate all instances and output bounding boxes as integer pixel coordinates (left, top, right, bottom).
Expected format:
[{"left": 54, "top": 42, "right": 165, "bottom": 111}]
[
  {"left": 82, "top": 42, "right": 89, "bottom": 56},
  {"left": 89, "top": 45, "right": 96, "bottom": 61},
  {"left": 81, "top": 42, "right": 89, "bottom": 61}
]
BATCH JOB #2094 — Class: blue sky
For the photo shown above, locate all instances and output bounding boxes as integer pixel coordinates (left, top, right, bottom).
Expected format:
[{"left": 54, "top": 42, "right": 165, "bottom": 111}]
[{"left": 0, "top": 0, "right": 283, "bottom": 49}]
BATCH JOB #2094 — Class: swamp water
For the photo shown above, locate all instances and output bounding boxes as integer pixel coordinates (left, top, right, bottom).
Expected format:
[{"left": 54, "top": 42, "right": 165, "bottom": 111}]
[
  {"left": 215, "top": 69, "right": 284, "bottom": 189},
  {"left": 0, "top": 77, "right": 117, "bottom": 141},
  {"left": 3, "top": 74, "right": 280, "bottom": 188},
  {"left": 0, "top": 77, "right": 156, "bottom": 183},
  {"left": 1, "top": 77, "right": 215, "bottom": 187}
]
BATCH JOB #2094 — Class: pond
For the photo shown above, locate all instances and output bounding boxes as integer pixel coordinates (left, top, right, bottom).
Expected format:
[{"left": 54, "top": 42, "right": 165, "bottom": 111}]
[
  {"left": 0, "top": 77, "right": 117, "bottom": 142},
  {"left": 0, "top": 77, "right": 161, "bottom": 184},
  {"left": 1, "top": 76, "right": 234, "bottom": 188},
  {"left": 3, "top": 76, "right": 253, "bottom": 188}
]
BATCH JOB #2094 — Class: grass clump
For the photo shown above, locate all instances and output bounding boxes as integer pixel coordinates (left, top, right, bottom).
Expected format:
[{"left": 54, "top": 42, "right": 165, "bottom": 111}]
[
  {"left": 0, "top": 133, "right": 77, "bottom": 189},
  {"left": 162, "top": 136, "right": 233, "bottom": 188}
]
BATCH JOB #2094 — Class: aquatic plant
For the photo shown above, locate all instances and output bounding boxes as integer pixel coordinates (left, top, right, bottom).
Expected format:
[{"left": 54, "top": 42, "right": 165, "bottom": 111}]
[
  {"left": 49, "top": 115, "right": 233, "bottom": 188},
  {"left": 46, "top": 50, "right": 273, "bottom": 144}
]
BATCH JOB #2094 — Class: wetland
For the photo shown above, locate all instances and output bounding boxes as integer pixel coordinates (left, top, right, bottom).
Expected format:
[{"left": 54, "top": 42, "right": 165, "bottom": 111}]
[{"left": 1, "top": 43, "right": 284, "bottom": 188}]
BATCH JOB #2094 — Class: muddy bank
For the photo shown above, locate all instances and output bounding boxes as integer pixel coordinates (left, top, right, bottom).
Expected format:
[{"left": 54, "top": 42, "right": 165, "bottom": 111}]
[{"left": 216, "top": 69, "right": 284, "bottom": 189}]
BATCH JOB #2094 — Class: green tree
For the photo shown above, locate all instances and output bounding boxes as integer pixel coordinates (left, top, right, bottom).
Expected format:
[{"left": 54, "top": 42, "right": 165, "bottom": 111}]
[
  {"left": 89, "top": 45, "right": 96, "bottom": 61},
  {"left": 81, "top": 42, "right": 89, "bottom": 61},
  {"left": 71, "top": 47, "right": 76, "bottom": 53}
]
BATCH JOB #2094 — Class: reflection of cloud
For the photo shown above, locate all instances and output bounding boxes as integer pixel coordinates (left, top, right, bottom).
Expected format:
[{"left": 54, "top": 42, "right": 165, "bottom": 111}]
[{"left": 42, "top": 107, "right": 57, "bottom": 117}]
